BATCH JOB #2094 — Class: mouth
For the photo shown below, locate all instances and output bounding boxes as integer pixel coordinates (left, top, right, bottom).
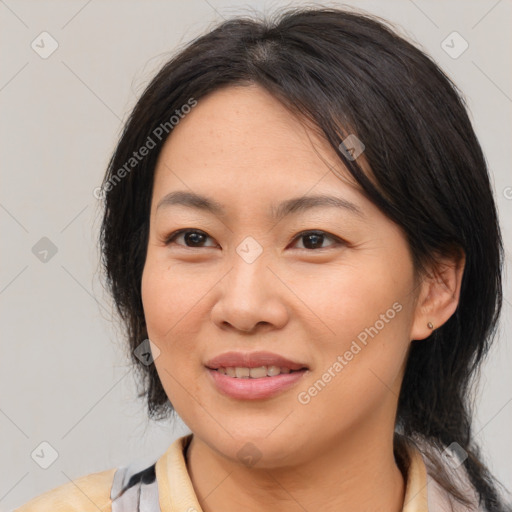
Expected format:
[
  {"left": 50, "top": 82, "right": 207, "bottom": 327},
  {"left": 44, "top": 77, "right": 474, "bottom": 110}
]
[{"left": 204, "top": 351, "right": 309, "bottom": 399}]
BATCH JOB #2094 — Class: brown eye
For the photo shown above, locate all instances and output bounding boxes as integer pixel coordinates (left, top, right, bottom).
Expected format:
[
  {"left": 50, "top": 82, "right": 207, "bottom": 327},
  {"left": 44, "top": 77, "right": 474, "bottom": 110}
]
[
  {"left": 290, "top": 230, "right": 342, "bottom": 250},
  {"left": 165, "top": 229, "right": 217, "bottom": 248}
]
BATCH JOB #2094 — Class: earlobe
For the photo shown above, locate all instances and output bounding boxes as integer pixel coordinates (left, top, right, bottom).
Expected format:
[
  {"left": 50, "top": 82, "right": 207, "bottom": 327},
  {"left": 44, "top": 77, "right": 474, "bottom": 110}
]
[{"left": 409, "top": 251, "right": 465, "bottom": 341}]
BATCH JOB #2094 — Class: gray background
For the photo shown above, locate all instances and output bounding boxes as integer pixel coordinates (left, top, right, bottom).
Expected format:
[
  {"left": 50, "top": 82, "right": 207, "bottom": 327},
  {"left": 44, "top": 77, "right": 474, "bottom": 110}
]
[{"left": 1, "top": 0, "right": 511, "bottom": 509}]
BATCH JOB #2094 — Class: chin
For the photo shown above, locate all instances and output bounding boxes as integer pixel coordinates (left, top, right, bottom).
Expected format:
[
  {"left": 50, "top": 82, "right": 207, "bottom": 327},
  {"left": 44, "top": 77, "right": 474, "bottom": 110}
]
[{"left": 203, "top": 429, "right": 306, "bottom": 469}]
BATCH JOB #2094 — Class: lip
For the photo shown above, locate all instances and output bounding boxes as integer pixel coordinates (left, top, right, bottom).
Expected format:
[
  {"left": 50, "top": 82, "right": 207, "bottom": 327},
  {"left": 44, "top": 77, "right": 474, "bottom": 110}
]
[
  {"left": 204, "top": 351, "right": 308, "bottom": 371},
  {"left": 206, "top": 367, "right": 308, "bottom": 400}
]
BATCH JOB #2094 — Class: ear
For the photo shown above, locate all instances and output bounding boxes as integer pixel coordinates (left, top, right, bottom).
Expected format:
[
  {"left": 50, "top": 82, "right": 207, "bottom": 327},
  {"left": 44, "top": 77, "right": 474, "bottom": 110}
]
[{"left": 410, "top": 249, "right": 465, "bottom": 341}]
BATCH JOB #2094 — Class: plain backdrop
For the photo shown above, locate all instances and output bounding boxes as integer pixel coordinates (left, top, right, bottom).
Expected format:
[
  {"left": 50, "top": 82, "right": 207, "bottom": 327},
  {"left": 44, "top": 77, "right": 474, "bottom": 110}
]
[{"left": 1, "top": 0, "right": 511, "bottom": 509}]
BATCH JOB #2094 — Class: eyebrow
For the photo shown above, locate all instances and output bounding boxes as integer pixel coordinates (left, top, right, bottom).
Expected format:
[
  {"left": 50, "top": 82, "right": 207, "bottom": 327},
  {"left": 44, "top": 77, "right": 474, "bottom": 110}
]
[{"left": 156, "top": 190, "right": 365, "bottom": 220}]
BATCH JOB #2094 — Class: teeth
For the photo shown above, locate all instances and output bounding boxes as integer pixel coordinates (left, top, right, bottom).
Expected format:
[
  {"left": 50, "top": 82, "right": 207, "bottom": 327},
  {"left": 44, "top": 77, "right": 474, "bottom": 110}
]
[
  {"left": 235, "top": 367, "right": 250, "bottom": 378},
  {"left": 215, "top": 365, "right": 298, "bottom": 378},
  {"left": 267, "top": 365, "right": 281, "bottom": 377},
  {"left": 249, "top": 366, "right": 267, "bottom": 378}
]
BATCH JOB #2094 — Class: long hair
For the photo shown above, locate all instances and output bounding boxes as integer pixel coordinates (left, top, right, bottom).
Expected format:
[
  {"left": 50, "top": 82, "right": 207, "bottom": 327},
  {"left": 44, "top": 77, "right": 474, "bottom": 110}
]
[{"left": 99, "top": 7, "right": 508, "bottom": 510}]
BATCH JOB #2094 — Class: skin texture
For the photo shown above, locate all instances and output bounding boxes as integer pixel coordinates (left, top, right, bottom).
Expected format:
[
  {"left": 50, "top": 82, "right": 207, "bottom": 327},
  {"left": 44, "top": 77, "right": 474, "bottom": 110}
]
[{"left": 141, "top": 84, "right": 465, "bottom": 512}]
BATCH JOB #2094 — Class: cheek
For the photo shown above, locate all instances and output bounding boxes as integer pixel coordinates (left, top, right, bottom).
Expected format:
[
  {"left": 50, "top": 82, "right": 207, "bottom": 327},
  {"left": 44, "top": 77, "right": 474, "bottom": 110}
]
[
  {"left": 141, "top": 259, "right": 192, "bottom": 382},
  {"left": 287, "top": 252, "right": 410, "bottom": 344},
  {"left": 141, "top": 260, "right": 204, "bottom": 410},
  {"left": 289, "top": 253, "right": 413, "bottom": 409},
  {"left": 294, "top": 296, "right": 410, "bottom": 432},
  {"left": 141, "top": 255, "right": 209, "bottom": 341}
]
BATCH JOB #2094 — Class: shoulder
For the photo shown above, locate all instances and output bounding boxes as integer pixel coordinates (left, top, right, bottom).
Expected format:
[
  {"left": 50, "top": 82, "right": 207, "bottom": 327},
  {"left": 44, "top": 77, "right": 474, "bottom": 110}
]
[{"left": 15, "top": 468, "right": 116, "bottom": 512}]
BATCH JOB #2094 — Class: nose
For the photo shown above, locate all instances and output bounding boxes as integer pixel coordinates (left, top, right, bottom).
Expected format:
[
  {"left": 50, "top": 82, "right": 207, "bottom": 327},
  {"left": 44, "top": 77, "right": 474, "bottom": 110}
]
[{"left": 210, "top": 252, "right": 289, "bottom": 334}]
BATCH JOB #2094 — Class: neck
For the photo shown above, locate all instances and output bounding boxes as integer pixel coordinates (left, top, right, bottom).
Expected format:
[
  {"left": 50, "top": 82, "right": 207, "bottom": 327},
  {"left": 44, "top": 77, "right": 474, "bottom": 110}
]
[{"left": 186, "top": 427, "right": 405, "bottom": 512}]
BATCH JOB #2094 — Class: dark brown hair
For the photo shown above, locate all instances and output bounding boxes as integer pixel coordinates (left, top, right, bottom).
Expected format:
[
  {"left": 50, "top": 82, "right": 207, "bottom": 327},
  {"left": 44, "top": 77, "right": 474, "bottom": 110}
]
[{"left": 99, "top": 6, "right": 509, "bottom": 511}]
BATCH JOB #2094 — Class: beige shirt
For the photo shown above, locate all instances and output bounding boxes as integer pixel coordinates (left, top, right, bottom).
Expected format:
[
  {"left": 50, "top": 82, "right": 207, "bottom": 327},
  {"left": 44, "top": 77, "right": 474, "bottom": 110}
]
[{"left": 15, "top": 434, "right": 480, "bottom": 511}]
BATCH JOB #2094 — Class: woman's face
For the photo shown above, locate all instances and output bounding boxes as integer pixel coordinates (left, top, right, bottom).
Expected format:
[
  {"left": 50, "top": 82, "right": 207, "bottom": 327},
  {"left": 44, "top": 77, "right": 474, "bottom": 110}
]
[{"left": 141, "top": 84, "right": 427, "bottom": 467}]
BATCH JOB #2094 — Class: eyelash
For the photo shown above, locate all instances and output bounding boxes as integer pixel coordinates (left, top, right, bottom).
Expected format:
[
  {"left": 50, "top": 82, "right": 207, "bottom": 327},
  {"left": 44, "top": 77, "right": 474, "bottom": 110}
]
[{"left": 163, "top": 229, "right": 345, "bottom": 251}]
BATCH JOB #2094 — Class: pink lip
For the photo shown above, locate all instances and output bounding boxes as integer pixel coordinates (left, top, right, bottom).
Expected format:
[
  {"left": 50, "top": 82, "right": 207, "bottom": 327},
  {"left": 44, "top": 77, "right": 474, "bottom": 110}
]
[
  {"left": 206, "top": 368, "right": 308, "bottom": 400},
  {"left": 205, "top": 351, "right": 308, "bottom": 371}
]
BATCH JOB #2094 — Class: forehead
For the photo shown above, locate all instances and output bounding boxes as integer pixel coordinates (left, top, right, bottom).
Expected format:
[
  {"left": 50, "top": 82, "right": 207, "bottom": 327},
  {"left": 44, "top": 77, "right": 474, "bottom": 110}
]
[
  {"left": 152, "top": 84, "right": 365, "bottom": 211},
  {"left": 164, "top": 83, "right": 313, "bottom": 152}
]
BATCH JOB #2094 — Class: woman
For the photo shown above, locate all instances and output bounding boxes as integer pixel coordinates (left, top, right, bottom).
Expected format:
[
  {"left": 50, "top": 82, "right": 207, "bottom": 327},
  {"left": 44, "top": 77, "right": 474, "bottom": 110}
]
[{"left": 17, "top": 6, "right": 510, "bottom": 512}]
